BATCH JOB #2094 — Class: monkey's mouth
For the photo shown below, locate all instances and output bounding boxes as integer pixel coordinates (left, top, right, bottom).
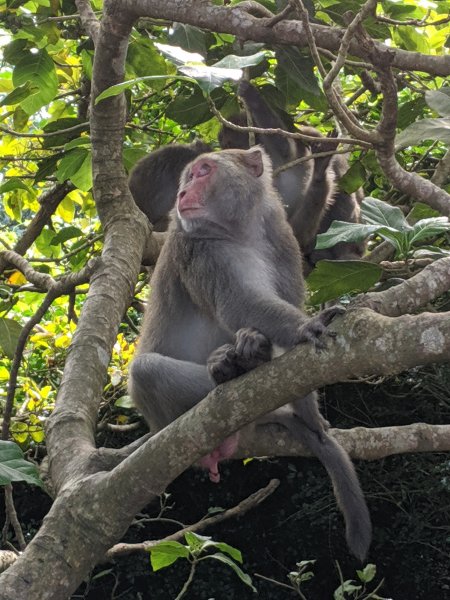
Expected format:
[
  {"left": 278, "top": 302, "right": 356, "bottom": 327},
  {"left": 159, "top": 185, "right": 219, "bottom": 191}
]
[{"left": 177, "top": 193, "right": 205, "bottom": 218}]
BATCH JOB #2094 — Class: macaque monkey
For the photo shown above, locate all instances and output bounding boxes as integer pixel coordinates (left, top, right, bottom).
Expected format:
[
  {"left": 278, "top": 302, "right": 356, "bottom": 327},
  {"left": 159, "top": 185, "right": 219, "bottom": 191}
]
[
  {"left": 129, "top": 147, "right": 371, "bottom": 560},
  {"left": 219, "top": 81, "right": 364, "bottom": 274},
  {"left": 128, "top": 140, "right": 211, "bottom": 230}
]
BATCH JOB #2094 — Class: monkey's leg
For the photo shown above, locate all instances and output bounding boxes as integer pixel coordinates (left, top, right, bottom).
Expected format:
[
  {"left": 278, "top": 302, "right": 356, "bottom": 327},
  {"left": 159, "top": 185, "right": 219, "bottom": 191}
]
[
  {"left": 131, "top": 352, "right": 237, "bottom": 483},
  {"left": 130, "top": 353, "right": 214, "bottom": 432}
]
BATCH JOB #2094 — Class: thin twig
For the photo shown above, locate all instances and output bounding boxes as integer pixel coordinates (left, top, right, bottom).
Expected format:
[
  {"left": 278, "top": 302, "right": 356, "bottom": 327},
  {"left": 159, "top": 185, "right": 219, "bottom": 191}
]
[
  {"left": 106, "top": 478, "right": 280, "bottom": 558},
  {"left": 3, "top": 486, "right": 26, "bottom": 551}
]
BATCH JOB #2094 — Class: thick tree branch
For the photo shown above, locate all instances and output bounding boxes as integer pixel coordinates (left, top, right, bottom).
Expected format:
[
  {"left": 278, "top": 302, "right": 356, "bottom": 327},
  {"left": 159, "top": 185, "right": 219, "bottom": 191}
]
[{"left": 119, "top": 0, "right": 450, "bottom": 77}]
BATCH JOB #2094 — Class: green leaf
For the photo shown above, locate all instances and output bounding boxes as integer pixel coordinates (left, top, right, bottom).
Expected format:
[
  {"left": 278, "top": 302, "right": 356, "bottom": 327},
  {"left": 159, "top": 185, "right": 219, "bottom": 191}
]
[
  {"left": 397, "top": 96, "right": 427, "bottom": 129},
  {"left": 408, "top": 202, "right": 440, "bottom": 221},
  {"left": 51, "top": 226, "right": 84, "bottom": 245},
  {"left": 149, "top": 541, "right": 190, "bottom": 571},
  {"left": 275, "top": 46, "right": 327, "bottom": 110},
  {"left": 408, "top": 217, "right": 450, "bottom": 246},
  {"left": 169, "top": 23, "right": 207, "bottom": 55},
  {"left": 356, "top": 563, "right": 376, "bottom": 583},
  {"left": 42, "top": 118, "right": 85, "bottom": 149},
  {"left": 184, "top": 531, "right": 210, "bottom": 551},
  {"left": 0, "top": 440, "right": 43, "bottom": 488},
  {"left": 361, "top": 197, "right": 411, "bottom": 231},
  {"left": 34, "top": 154, "right": 60, "bottom": 183},
  {"left": 0, "top": 81, "right": 39, "bottom": 107},
  {"left": 114, "top": 395, "right": 134, "bottom": 409},
  {"left": 12, "top": 49, "right": 58, "bottom": 115},
  {"left": 0, "top": 318, "right": 23, "bottom": 359},
  {"left": 209, "top": 542, "right": 243, "bottom": 563},
  {"left": 179, "top": 64, "right": 241, "bottom": 93},
  {"left": 205, "top": 553, "right": 257, "bottom": 592},
  {"left": 338, "top": 162, "right": 366, "bottom": 195},
  {"left": 334, "top": 580, "right": 362, "bottom": 600},
  {"left": 95, "top": 75, "right": 195, "bottom": 104},
  {"left": 213, "top": 51, "right": 267, "bottom": 70},
  {"left": 307, "top": 261, "right": 382, "bottom": 304},
  {"left": 127, "top": 39, "right": 171, "bottom": 80},
  {"left": 425, "top": 89, "right": 450, "bottom": 117},
  {"left": 165, "top": 86, "right": 211, "bottom": 127},
  {"left": 56, "top": 148, "right": 92, "bottom": 191},
  {"left": 396, "top": 117, "right": 450, "bottom": 148},
  {"left": 0, "top": 178, "right": 32, "bottom": 194},
  {"left": 315, "top": 221, "right": 383, "bottom": 249}
]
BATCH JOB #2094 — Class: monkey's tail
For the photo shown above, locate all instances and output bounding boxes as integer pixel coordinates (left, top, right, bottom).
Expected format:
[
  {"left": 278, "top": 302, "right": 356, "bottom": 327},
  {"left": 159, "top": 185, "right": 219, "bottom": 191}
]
[{"left": 285, "top": 419, "right": 372, "bottom": 562}]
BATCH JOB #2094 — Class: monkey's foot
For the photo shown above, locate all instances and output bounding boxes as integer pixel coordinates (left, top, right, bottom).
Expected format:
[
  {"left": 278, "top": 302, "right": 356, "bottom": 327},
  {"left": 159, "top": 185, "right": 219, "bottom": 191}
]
[
  {"left": 235, "top": 327, "right": 272, "bottom": 370},
  {"left": 297, "top": 306, "right": 345, "bottom": 349}
]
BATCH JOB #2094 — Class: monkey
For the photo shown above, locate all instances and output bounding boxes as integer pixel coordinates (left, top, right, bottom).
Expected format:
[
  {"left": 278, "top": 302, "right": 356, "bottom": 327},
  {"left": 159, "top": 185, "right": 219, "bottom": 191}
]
[
  {"left": 128, "top": 140, "right": 212, "bottom": 230},
  {"left": 218, "top": 80, "right": 364, "bottom": 274},
  {"left": 129, "top": 146, "right": 371, "bottom": 561}
]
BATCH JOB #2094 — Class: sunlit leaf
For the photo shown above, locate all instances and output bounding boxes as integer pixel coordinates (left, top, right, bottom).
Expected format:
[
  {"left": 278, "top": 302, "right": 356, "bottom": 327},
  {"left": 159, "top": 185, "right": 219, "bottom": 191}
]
[
  {"left": 149, "top": 541, "right": 190, "bottom": 571},
  {"left": 12, "top": 49, "right": 58, "bottom": 115}
]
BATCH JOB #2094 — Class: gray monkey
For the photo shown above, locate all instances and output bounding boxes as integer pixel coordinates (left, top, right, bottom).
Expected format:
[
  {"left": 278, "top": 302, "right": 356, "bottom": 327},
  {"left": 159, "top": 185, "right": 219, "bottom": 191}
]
[
  {"left": 128, "top": 140, "right": 211, "bottom": 230},
  {"left": 129, "top": 146, "right": 371, "bottom": 561},
  {"left": 219, "top": 81, "right": 364, "bottom": 274}
]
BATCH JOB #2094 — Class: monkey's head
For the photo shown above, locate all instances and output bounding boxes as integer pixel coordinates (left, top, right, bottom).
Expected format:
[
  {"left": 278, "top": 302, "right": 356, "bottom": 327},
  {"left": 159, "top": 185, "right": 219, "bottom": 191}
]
[{"left": 176, "top": 147, "right": 274, "bottom": 234}]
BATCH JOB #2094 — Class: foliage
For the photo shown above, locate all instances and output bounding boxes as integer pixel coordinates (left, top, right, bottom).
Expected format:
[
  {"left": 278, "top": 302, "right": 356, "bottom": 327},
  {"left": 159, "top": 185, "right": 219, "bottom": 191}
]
[
  {"left": 148, "top": 532, "right": 255, "bottom": 598},
  {"left": 0, "top": 440, "right": 42, "bottom": 487},
  {"left": 0, "top": 0, "right": 449, "bottom": 596}
]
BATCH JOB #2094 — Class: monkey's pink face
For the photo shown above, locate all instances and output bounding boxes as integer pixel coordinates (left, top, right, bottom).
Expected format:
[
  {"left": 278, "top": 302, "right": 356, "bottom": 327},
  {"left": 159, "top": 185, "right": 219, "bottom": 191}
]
[{"left": 177, "top": 158, "right": 218, "bottom": 220}]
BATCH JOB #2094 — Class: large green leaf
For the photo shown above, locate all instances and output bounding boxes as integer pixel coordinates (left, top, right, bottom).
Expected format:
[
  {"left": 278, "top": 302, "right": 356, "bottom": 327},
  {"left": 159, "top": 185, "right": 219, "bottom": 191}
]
[
  {"left": 12, "top": 49, "right": 58, "bottom": 115},
  {"left": 361, "top": 197, "right": 411, "bottom": 231},
  {"left": 425, "top": 89, "right": 450, "bottom": 117},
  {"left": 275, "top": 46, "right": 327, "bottom": 110},
  {"left": 315, "top": 221, "right": 385, "bottom": 249},
  {"left": 0, "top": 441, "right": 43, "bottom": 487},
  {"left": 408, "top": 217, "right": 450, "bottom": 246},
  {"left": 168, "top": 23, "right": 208, "bottom": 55},
  {"left": 0, "top": 317, "right": 23, "bottom": 359},
  {"left": 396, "top": 117, "right": 450, "bottom": 148},
  {"left": 307, "top": 261, "right": 382, "bottom": 304},
  {"left": 149, "top": 541, "right": 190, "bottom": 571}
]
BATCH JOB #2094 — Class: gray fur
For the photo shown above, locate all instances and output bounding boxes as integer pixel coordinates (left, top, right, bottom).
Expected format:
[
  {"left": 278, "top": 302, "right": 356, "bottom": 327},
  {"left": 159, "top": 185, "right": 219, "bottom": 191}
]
[
  {"left": 129, "top": 147, "right": 371, "bottom": 560},
  {"left": 219, "top": 81, "right": 364, "bottom": 273},
  {"left": 128, "top": 140, "right": 211, "bottom": 230}
]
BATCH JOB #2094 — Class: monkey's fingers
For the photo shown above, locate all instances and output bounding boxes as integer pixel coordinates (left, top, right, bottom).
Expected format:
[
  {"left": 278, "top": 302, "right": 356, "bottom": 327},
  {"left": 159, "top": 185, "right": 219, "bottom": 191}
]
[
  {"left": 207, "top": 344, "right": 242, "bottom": 384},
  {"left": 297, "top": 306, "right": 344, "bottom": 348},
  {"left": 235, "top": 327, "right": 272, "bottom": 367}
]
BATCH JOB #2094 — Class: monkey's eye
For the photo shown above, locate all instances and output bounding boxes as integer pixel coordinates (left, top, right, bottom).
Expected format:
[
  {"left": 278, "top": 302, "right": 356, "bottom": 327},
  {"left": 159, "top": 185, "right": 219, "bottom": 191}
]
[
  {"left": 197, "top": 163, "right": 211, "bottom": 177},
  {"left": 187, "top": 171, "right": 194, "bottom": 181}
]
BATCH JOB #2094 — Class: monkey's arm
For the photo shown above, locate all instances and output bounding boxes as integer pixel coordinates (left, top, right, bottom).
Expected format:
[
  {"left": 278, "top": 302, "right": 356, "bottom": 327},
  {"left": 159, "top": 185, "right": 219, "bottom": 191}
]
[
  {"left": 238, "top": 80, "right": 295, "bottom": 165},
  {"left": 184, "top": 253, "right": 338, "bottom": 348}
]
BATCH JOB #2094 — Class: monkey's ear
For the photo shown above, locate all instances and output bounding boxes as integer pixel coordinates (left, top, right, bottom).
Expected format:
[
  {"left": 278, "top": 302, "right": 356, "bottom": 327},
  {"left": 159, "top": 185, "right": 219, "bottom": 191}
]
[{"left": 238, "top": 148, "right": 264, "bottom": 178}]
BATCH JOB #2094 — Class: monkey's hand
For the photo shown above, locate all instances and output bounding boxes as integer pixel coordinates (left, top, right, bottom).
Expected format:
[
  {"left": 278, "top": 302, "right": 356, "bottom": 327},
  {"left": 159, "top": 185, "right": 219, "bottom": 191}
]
[
  {"left": 296, "top": 306, "right": 345, "bottom": 349},
  {"left": 207, "top": 344, "right": 246, "bottom": 385},
  {"left": 235, "top": 327, "right": 272, "bottom": 371}
]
